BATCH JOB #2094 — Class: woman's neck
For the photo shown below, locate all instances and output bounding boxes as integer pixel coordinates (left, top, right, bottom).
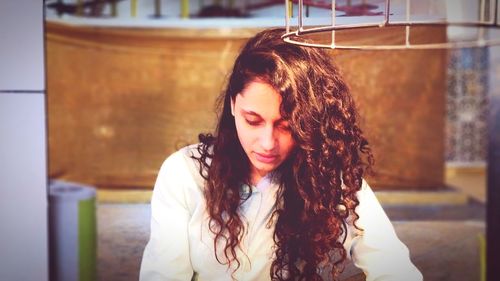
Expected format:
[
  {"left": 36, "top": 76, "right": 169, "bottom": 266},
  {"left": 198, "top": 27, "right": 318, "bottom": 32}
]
[{"left": 250, "top": 167, "right": 267, "bottom": 186}]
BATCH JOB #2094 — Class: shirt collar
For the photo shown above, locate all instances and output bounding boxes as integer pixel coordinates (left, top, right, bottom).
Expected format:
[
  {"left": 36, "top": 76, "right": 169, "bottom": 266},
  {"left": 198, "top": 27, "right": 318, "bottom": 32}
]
[{"left": 241, "top": 171, "right": 280, "bottom": 195}]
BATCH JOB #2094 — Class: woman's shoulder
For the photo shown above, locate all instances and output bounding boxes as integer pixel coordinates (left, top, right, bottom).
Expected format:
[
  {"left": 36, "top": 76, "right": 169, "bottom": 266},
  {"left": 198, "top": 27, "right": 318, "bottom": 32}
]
[{"left": 159, "top": 143, "right": 207, "bottom": 189}]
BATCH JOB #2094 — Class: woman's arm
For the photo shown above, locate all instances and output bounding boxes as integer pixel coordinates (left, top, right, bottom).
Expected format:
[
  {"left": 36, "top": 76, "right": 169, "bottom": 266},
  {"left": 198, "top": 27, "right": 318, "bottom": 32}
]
[
  {"left": 348, "top": 180, "right": 423, "bottom": 281},
  {"left": 140, "top": 151, "right": 194, "bottom": 281}
]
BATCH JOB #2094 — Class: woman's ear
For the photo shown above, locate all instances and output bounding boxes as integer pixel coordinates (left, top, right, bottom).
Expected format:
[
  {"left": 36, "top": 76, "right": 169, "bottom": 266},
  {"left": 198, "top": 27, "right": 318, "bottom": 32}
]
[{"left": 230, "top": 97, "right": 235, "bottom": 117}]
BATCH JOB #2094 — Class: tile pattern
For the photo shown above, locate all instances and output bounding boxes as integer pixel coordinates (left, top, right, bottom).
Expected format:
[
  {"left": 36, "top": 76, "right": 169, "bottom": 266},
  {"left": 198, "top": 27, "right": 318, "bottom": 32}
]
[{"left": 446, "top": 47, "right": 489, "bottom": 163}]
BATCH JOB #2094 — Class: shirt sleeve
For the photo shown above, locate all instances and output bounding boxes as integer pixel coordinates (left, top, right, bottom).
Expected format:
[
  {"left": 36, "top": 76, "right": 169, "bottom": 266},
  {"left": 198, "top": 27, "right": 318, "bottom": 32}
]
[
  {"left": 139, "top": 151, "right": 195, "bottom": 281},
  {"left": 347, "top": 180, "right": 423, "bottom": 281}
]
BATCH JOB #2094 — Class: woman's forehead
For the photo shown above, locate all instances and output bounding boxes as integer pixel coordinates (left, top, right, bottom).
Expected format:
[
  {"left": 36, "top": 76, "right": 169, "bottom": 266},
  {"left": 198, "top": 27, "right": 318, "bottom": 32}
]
[{"left": 236, "top": 80, "right": 284, "bottom": 121}]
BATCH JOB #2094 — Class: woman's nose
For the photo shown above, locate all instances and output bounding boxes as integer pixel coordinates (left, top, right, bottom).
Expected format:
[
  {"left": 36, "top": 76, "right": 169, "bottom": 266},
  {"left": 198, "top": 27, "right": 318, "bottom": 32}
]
[{"left": 260, "top": 125, "right": 277, "bottom": 151}]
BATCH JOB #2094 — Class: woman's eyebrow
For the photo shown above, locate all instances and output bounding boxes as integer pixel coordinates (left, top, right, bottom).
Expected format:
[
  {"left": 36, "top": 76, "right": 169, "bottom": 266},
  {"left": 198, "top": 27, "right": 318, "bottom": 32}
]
[{"left": 241, "top": 109, "right": 262, "bottom": 117}]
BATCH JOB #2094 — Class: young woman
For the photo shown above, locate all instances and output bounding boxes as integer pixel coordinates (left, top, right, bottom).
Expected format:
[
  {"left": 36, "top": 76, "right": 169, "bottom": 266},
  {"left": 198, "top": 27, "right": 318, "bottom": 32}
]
[{"left": 140, "top": 28, "right": 423, "bottom": 281}]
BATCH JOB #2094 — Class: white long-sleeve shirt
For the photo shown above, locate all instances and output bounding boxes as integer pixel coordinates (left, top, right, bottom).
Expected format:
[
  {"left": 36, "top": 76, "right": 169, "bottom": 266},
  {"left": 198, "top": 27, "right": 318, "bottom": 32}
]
[{"left": 140, "top": 145, "right": 423, "bottom": 281}]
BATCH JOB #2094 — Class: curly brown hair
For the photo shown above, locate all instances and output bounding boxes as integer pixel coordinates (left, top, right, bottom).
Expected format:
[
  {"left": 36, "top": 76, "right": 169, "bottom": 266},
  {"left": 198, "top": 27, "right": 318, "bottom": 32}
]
[{"left": 192, "top": 28, "right": 373, "bottom": 280}]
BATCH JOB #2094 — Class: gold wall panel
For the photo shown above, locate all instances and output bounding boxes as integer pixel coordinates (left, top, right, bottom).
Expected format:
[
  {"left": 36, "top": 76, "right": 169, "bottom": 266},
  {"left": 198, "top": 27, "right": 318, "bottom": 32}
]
[{"left": 46, "top": 22, "right": 446, "bottom": 190}]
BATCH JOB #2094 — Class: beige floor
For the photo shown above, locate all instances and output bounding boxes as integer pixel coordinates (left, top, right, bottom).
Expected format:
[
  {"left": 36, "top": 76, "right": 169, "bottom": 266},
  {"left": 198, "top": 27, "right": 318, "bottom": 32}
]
[
  {"left": 95, "top": 167, "right": 487, "bottom": 281},
  {"left": 96, "top": 207, "right": 486, "bottom": 281},
  {"left": 445, "top": 166, "right": 486, "bottom": 203}
]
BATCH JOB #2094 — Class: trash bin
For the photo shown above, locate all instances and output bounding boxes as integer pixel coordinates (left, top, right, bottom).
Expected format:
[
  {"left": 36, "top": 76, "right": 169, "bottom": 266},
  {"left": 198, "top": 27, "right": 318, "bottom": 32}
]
[{"left": 49, "top": 180, "right": 97, "bottom": 281}]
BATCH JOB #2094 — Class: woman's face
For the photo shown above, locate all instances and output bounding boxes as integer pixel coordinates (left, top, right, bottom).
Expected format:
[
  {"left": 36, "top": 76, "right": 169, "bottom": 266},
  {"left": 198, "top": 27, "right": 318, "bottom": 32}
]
[{"left": 231, "top": 79, "right": 295, "bottom": 184}]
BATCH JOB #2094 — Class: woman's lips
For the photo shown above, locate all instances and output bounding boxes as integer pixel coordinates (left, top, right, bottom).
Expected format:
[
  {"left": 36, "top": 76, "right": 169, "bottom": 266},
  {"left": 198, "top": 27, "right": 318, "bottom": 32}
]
[{"left": 254, "top": 152, "right": 278, "bottom": 164}]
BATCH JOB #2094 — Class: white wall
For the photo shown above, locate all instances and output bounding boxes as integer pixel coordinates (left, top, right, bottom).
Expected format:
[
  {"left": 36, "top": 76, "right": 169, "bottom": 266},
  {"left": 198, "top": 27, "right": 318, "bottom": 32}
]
[
  {"left": 0, "top": 0, "right": 44, "bottom": 90},
  {"left": 0, "top": 0, "right": 48, "bottom": 280}
]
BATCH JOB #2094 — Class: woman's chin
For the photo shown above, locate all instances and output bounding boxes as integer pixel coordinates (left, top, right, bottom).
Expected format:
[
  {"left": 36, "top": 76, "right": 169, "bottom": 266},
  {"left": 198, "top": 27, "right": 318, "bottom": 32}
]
[{"left": 251, "top": 161, "right": 276, "bottom": 176}]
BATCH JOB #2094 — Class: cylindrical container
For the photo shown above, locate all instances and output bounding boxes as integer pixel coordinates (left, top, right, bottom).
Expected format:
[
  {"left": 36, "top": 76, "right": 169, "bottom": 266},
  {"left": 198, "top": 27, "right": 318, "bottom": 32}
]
[{"left": 49, "top": 180, "right": 97, "bottom": 281}]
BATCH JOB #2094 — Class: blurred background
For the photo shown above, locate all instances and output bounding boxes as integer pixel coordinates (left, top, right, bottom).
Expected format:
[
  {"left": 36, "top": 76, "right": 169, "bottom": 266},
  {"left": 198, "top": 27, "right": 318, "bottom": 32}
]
[{"left": 1, "top": 0, "right": 499, "bottom": 280}]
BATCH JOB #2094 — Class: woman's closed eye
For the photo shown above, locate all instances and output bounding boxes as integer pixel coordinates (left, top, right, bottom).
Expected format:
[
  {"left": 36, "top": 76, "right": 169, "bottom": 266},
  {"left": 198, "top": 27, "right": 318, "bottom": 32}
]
[
  {"left": 245, "top": 119, "right": 261, "bottom": 126},
  {"left": 278, "top": 123, "right": 291, "bottom": 131},
  {"left": 245, "top": 118, "right": 291, "bottom": 130}
]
